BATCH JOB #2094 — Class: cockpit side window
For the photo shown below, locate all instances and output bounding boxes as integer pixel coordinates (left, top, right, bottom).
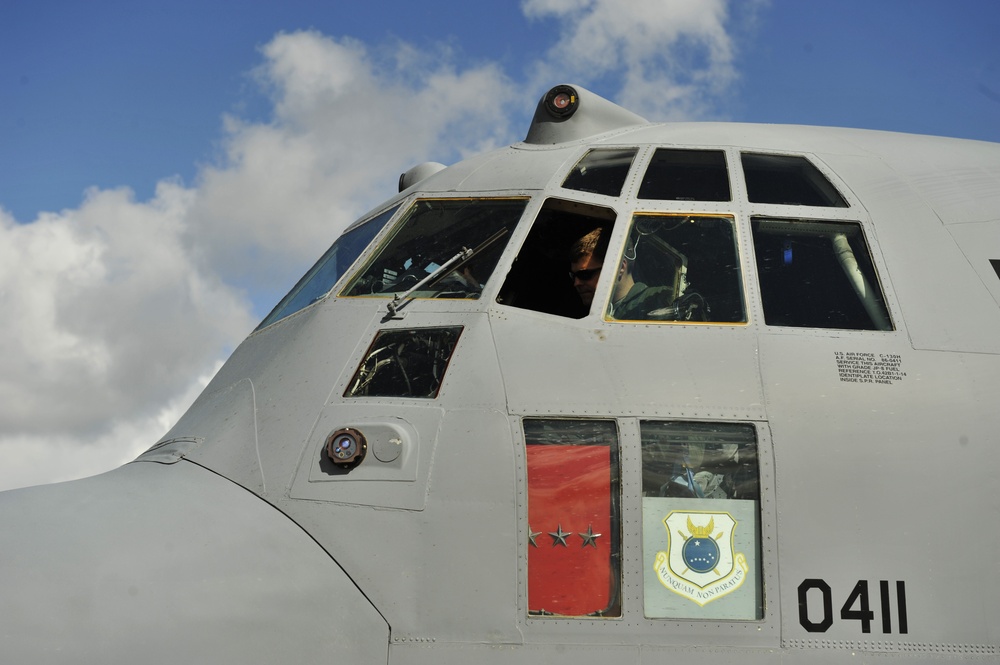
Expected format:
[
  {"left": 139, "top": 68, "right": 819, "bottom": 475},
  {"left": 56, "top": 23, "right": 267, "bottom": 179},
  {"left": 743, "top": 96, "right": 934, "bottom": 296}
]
[
  {"left": 640, "top": 421, "right": 763, "bottom": 620},
  {"left": 562, "top": 148, "right": 638, "bottom": 197},
  {"left": 497, "top": 199, "right": 618, "bottom": 319},
  {"left": 256, "top": 205, "right": 400, "bottom": 330},
  {"left": 741, "top": 153, "right": 848, "bottom": 207},
  {"left": 524, "top": 418, "right": 621, "bottom": 618},
  {"left": 341, "top": 198, "right": 527, "bottom": 300},
  {"left": 751, "top": 218, "right": 893, "bottom": 330},
  {"left": 606, "top": 214, "right": 746, "bottom": 323},
  {"left": 638, "top": 149, "right": 731, "bottom": 202}
]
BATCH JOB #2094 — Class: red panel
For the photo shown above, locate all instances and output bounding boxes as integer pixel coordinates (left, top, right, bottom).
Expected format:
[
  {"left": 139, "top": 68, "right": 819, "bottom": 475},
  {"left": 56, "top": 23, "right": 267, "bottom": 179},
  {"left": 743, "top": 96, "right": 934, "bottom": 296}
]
[{"left": 527, "top": 445, "right": 613, "bottom": 616}]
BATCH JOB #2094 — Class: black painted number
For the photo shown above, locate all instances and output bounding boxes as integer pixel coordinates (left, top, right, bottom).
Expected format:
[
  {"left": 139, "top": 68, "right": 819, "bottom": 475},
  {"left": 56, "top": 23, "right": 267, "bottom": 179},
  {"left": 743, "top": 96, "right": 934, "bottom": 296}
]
[{"left": 798, "top": 579, "right": 908, "bottom": 634}]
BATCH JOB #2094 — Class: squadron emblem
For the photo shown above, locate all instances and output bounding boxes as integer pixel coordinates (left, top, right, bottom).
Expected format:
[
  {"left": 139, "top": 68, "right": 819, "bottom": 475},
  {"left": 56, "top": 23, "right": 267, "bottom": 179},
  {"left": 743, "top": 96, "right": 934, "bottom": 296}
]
[{"left": 653, "top": 511, "right": 748, "bottom": 606}]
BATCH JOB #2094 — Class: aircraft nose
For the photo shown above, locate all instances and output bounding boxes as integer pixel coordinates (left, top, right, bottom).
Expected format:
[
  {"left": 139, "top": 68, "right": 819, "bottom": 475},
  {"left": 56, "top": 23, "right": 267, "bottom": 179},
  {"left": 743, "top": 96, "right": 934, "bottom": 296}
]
[{"left": 0, "top": 460, "right": 387, "bottom": 664}]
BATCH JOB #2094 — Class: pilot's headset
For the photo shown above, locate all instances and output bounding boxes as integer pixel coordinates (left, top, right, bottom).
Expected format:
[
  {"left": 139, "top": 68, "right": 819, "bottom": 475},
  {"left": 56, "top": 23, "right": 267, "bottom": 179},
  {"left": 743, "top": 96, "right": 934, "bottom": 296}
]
[{"left": 619, "top": 230, "right": 642, "bottom": 281}]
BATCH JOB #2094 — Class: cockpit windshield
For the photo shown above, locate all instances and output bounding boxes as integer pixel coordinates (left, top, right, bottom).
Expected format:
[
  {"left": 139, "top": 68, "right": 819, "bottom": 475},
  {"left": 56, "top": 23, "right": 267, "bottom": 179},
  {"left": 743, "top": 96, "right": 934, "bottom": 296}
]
[
  {"left": 256, "top": 205, "right": 400, "bottom": 330},
  {"left": 341, "top": 198, "right": 528, "bottom": 300}
]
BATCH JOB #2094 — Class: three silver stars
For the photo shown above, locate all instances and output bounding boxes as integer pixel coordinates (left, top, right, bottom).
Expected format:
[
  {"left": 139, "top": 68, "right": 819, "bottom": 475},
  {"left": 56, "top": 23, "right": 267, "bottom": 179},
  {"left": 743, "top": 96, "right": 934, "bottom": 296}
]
[{"left": 528, "top": 524, "right": 601, "bottom": 547}]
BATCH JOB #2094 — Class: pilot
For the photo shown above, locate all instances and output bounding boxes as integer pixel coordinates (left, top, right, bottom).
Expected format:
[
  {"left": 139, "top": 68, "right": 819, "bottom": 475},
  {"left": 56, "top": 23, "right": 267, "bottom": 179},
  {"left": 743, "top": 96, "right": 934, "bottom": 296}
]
[
  {"left": 570, "top": 228, "right": 674, "bottom": 319},
  {"left": 607, "top": 244, "right": 676, "bottom": 320},
  {"left": 568, "top": 227, "right": 607, "bottom": 308}
]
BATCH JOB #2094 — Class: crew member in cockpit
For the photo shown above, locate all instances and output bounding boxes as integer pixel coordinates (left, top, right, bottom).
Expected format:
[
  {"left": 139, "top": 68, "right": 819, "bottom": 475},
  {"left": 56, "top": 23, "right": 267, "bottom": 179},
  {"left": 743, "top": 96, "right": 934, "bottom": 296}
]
[
  {"left": 568, "top": 227, "right": 607, "bottom": 308},
  {"left": 569, "top": 228, "right": 674, "bottom": 319},
  {"left": 607, "top": 242, "right": 675, "bottom": 321}
]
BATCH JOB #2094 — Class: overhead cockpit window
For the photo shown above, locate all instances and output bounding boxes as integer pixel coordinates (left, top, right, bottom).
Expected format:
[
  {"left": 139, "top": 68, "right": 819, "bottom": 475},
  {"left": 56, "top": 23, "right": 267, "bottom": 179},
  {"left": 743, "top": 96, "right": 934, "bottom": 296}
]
[
  {"left": 741, "top": 153, "right": 848, "bottom": 207},
  {"left": 607, "top": 214, "right": 746, "bottom": 323},
  {"left": 751, "top": 218, "right": 893, "bottom": 330},
  {"left": 344, "top": 326, "right": 462, "bottom": 398},
  {"left": 257, "top": 205, "right": 400, "bottom": 330},
  {"left": 341, "top": 198, "right": 527, "bottom": 300},
  {"left": 524, "top": 419, "right": 621, "bottom": 618},
  {"left": 497, "top": 199, "right": 618, "bottom": 318},
  {"left": 562, "top": 148, "right": 638, "bottom": 197},
  {"left": 640, "top": 421, "right": 763, "bottom": 620},
  {"left": 638, "top": 149, "right": 730, "bottom": 202}
]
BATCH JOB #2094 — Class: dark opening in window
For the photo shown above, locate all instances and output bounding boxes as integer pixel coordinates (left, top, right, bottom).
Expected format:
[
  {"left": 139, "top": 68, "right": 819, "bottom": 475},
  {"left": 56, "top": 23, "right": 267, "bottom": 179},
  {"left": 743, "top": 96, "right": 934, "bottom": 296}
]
[
  {"left": 741, "top": 153, "right": 848, "bottom": 207},
  {"left": 638, "top": 149, "right": 731, "bottom": 202},
  {"left": 497, "top": 199, "right": 618, "bottom": 318}
]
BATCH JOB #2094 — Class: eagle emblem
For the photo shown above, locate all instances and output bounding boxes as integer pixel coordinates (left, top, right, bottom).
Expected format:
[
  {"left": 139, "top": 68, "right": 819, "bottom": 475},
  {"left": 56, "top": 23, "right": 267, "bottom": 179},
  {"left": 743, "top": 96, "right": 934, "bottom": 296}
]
[{"left": 653, "top": 511, "right": 748, "bottom": 606}]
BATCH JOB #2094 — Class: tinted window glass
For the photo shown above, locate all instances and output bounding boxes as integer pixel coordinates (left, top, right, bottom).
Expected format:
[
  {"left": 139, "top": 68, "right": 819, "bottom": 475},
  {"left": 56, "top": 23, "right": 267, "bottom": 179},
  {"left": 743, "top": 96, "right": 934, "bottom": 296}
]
[
  {"left": 524, "top": 419, "right": 620, "bottom": 618},
  {"left": 257, "top": 205, "right": 399, "bottom": 330},
  {"left": 562, "top": 148, "right": 638, "bottom": 197},
  {"left": 638, "top": 149, "right": 730, "bottom": 201},
  {"left": 607, "top": 214, "right": 746, "bottom": 323},
  {"left": 742, "top": 153, "right": 848, "bottom": 207},
  {"left": 342, "top": 199, "right": 527, "bottom": 300},
  {"left": 640, "top": 421, "right": 762, "bottom": 620},
  {"left": 751, "top": 218, "right": 892, "bottom": 330}
]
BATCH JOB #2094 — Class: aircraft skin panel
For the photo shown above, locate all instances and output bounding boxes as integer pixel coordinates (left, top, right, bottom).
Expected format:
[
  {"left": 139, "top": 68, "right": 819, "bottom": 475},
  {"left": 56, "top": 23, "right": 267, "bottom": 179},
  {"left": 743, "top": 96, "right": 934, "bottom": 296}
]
[
  {"left": 0, "top": 460, "right": 388, "bottom": 664},
  {"left": 946, "top": 221, "right": 1000, "bottom": 312},
  {"left": 278, "top": 407, "right": 524, "bottom": 645},
  {"left": 490, "top": 308, "right": 765, "bottom": 419},
  {"left": 758, "top": 332, "right": 1000, "bottom": 650}
]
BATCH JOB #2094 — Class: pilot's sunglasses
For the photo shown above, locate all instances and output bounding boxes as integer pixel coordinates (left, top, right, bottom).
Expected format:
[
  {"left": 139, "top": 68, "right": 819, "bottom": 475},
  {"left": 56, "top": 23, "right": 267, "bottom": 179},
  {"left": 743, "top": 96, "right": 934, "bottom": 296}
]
[{"left": 569, "top": 267, "right": 602, "bottom": 281}]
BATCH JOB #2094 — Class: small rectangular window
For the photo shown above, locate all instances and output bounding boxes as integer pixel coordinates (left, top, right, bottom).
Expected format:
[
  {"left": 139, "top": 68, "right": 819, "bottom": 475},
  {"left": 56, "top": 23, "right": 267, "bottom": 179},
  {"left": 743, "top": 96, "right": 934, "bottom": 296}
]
[
  {"left": 562, "top": 148, "right": 638, "bottom": 197},
  {"left": 525, "top": 419, "right": 620, "bottom": 617},
  {"left": 638, "top": 149, "right": 730, "bottom": 202},
  {"left": 344, "top": 327, "right": 462, "bottom": 398},
  {"left": 641, "top": 421, "right": 763, "bottom": 620},
  {"left": 742, "top": 153, "right": 848, "bottom": 207},
  {"left": 751, "top": 218, "right": 893, "bottom": 330}
]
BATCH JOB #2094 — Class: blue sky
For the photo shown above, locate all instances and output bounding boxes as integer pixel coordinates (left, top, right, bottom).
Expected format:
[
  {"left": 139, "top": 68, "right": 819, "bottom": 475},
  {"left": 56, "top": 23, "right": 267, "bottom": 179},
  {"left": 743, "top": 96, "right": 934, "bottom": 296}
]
[
  {"left": 1, "top": 0, "right": 999, "bottom": 490},
  {"left": 5, "top": 0, "right": 999, "bottom": 222}
]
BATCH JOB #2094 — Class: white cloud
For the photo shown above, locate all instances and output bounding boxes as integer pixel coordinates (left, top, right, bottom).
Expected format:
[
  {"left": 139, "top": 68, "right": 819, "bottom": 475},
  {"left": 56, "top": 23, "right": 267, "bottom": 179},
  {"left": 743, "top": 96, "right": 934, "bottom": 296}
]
[
  {"left": 187, "top": 31, "right": 518, "bottom": 293},
  {"left": 0, "top": 362, "right": 219, "bottom": 491},
  {"left": 0, "top": 31, "right": 517, "bottom": 491},
  {"left": 522, "top": 0, "right": 749, "bottom": 120}
]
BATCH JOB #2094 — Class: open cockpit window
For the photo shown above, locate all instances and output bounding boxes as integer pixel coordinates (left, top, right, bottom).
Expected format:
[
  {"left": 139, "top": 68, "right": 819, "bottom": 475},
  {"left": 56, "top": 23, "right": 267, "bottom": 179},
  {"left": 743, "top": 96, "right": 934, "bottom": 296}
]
[
  {"left": 741, "top": 153, "right": 848, "bottom": 207},
  {"left": 525, "top": 419, "right": 621, "bottom": 618},
  {"left": 497, "top": 199, "right": 618, "bottom": 318},
  {"left": 751, "top": 218, "right": 893, "bottom": 330},
  {"left": 341, "top": 198, "right": 527, "bottom": 300},
  {"left": 638, "top": 149, "right": 730, "bottom": 202},
  {"left": 607, "top": 214, "right": 746, "bottom": 323},
  {"left": 640, "top": 421, "right": 763, "bottom": 620},
  {"left": 257, "top": 205, "right": 400, "bottom": 330},
  {"left": 562, "top": 148, "right": 638, "bottom": 197}
]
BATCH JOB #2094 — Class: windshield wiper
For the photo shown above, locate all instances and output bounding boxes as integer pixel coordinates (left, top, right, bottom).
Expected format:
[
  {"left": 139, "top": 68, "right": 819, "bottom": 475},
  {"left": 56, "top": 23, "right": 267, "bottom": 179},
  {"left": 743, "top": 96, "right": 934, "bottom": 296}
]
[{"left": 386, "top": 227, "right": 509, "bottom": 316}]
